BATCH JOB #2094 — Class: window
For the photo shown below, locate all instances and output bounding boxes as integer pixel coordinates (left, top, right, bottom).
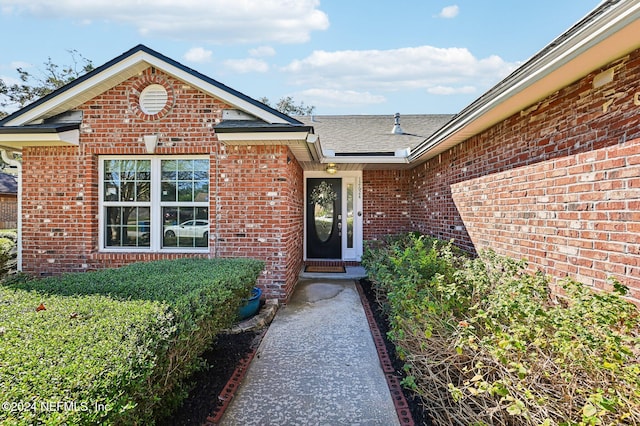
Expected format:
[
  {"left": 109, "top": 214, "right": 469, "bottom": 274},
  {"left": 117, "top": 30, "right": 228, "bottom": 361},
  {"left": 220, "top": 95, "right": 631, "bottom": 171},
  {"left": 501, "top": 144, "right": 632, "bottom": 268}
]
[{"left": 100, "top": 156, "right": 209, "bottom": 251}]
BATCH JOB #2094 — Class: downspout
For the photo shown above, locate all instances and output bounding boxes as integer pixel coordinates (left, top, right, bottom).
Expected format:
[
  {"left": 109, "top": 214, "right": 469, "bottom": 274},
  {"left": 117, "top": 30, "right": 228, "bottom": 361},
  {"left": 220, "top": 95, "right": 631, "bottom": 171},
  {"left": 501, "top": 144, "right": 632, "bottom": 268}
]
[{"left": 0, "top": 149, "right": 21, "bottom": 272}]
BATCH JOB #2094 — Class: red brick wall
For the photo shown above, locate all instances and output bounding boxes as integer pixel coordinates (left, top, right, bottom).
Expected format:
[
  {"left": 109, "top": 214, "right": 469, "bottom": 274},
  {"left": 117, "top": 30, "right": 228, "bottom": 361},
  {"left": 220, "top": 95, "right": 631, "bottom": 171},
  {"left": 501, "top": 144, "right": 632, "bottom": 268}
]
[
  {"left": 0, "top": 194, "right": 17, "bottom": 229},
  {"left": 451, "top": 138, "right": 640, "bottom": 302},
  {"left": 362, "top": 169, "right": 412, "bottom": 241},
  {"left": 20, "top": 67, "right": 304, "bottom": 300},
  {"left": 215, "top": 144, "right": 303, "bottom": 301},
  {"left": 411, "top": 50, "right": 640, "bottom": 303}
]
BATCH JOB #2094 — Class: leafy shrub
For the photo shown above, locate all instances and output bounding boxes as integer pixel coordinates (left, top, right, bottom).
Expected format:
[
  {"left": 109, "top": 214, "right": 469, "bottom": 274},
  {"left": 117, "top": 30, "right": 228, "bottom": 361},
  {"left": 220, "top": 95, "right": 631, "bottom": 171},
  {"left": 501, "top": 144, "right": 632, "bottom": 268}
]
[
  {"left": 0, "top": 257, "right": 264, "bottom": 425},
  {"left": 0, "top": 233, "right": 16, "bottom": 278},
  {"left": 362, "top": 234, "right": 640, "bottom": 425},
  {"left": 0, "top": 230, "right": 17, "bottom": 242}
]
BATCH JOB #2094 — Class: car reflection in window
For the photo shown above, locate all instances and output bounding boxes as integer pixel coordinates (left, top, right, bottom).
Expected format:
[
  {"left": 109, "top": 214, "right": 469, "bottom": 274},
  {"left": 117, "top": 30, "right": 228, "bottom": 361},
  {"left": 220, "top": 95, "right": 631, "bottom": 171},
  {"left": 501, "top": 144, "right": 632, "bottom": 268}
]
[{"left": 164, "top": 220, "right": 209, "bottom": 240}]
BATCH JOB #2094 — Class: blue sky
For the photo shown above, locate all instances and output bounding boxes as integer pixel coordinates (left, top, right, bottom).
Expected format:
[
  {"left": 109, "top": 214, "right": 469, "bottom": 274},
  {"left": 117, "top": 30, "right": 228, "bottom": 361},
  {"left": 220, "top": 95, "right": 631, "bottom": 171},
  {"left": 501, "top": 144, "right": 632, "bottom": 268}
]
[{"left": 0, "top": 1, "right": 602, "bottom": 116}]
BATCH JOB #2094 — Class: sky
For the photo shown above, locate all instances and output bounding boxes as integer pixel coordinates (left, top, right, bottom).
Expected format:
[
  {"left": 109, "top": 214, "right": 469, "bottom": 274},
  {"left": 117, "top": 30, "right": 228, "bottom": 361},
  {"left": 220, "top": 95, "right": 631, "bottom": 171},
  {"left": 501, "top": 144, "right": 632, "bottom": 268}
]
[{"left": 0, "top": 0, "right": 603, "bottom": 116}]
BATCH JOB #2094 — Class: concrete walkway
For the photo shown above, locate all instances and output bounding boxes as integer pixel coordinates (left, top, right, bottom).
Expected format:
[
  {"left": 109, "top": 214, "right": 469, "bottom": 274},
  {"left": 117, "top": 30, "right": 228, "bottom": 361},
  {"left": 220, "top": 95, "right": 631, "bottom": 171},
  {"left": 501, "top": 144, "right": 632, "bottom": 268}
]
[{"left": 219, "top": 279, "right": 401, "bottom": 426}]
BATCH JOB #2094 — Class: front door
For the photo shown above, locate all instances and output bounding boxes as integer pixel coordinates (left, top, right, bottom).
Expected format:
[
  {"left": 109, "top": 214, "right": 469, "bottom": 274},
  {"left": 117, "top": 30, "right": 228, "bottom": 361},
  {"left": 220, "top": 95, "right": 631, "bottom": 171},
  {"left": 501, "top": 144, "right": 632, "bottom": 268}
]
[{"left": 306, "top": 178, "right": 342, "bottom": 259}]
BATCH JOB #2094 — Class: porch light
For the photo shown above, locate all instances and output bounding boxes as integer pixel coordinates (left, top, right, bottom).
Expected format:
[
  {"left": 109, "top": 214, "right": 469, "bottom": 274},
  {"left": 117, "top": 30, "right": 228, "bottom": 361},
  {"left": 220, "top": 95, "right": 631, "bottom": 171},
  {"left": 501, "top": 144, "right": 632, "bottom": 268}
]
[{"left": 325, "top": 163, "right": 338, "bottom": 174}]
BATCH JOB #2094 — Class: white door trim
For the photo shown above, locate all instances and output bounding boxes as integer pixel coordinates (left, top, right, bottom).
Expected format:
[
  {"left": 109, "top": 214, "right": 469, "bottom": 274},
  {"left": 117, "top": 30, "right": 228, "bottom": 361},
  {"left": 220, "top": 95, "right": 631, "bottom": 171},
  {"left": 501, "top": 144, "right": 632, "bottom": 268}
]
[{"left": 304, "top": 170, "right": 363, "bottom": 261}]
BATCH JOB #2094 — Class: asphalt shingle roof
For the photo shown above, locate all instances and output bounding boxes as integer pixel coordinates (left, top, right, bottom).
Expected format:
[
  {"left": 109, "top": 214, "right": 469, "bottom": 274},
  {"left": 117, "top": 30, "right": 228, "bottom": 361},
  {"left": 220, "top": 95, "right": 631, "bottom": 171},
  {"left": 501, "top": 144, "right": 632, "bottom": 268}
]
[{"left": 296, "top": 114, "right": 453, "bottom": 154}]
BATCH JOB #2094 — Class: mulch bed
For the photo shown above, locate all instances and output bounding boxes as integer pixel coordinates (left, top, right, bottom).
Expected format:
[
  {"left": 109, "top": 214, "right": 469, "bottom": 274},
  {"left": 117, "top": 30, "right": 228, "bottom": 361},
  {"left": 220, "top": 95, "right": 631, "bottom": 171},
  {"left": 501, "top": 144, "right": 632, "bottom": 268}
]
[
  {"left": 161, "top": 279, "right": 432, "bottom": 425},
  {"left": 158, "top": 331, "right": 263, "bottom": 426}
]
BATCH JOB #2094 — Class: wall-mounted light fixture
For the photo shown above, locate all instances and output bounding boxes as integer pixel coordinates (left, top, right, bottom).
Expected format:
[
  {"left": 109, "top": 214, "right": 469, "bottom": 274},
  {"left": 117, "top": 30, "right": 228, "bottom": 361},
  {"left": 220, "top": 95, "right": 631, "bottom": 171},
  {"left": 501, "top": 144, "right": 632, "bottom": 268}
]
[
  {"left": 143, "top": 134, "right": 159, "bottom": 153},
  {"left": 325, "top": 163, "right": 338, "bottom": 174}
]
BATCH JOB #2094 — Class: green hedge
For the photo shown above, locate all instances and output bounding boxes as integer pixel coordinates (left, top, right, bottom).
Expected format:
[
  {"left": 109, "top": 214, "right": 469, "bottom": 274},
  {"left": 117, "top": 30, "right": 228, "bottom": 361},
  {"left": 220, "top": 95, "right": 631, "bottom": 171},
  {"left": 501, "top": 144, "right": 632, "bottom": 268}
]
[
  {"left": 0, "top": 258, "right": 264, "bottom": 425},
  {"left": 362, "top": 233, "right": 640, "bottom": 425},
  {"left": 0, "top": 230, "right": 17, "bottom": 278}
]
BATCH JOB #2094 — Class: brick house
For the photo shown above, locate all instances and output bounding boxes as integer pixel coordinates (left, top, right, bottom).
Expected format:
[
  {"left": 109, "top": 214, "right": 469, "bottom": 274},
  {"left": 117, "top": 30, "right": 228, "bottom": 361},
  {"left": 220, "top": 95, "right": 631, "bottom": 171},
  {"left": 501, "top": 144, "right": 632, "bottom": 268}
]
[{"left": 0, "top": 0, "right": 638, "bottom": 303}]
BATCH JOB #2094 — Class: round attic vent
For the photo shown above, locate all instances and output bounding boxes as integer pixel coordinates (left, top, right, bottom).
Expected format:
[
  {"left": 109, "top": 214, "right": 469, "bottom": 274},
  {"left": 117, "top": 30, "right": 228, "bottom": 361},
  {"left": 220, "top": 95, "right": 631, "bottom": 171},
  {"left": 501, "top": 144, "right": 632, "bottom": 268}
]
[{"left": 139, "top": 84, "right": 168, "bottom": 115}]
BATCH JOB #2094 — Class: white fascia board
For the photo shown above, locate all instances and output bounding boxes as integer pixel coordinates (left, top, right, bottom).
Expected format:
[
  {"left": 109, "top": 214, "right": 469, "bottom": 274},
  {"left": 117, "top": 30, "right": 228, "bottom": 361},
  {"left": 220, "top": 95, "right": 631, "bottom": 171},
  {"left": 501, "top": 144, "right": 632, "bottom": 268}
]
[
  {"left": 0, "top": 129, "right": 80, "bottom": 149},
  {"left": 141, "top": 54, "right": 289, "bottom": 125},
  {"left": 304, "top": 134, "right": 321, "bottom": 162},
  {"left": 322, "top": 156, "right": 409, "bottom": 164},
  {"left": 216, "top": 131, "right": 309, "bottom": 143},
  {"left": 5, "top": 50, "right": 289, "bottom": 127},
  {"left": 410, "top": 1, "right": 640, "bottom": 162},
  {"left": 4, "top": 56, "right": 147, "bottom": 127}
]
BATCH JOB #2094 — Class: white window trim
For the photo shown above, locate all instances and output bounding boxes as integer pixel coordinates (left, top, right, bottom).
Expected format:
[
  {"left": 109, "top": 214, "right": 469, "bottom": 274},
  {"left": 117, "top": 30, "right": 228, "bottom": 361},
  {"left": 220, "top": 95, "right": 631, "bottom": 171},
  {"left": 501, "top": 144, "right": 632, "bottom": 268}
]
[{"left": 99, "top": 155, "right": 210, "bottom": 253}]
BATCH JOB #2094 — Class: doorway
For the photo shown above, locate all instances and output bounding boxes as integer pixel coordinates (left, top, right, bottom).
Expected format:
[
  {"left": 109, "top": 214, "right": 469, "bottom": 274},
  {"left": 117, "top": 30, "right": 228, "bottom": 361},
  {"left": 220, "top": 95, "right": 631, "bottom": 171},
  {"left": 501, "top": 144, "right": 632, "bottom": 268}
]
[
  {"left": 306, "top": 178, "right": 342, "bottom": 258},
  {"left": 305, "top": 172, "right": 362, "bottom": 261}
]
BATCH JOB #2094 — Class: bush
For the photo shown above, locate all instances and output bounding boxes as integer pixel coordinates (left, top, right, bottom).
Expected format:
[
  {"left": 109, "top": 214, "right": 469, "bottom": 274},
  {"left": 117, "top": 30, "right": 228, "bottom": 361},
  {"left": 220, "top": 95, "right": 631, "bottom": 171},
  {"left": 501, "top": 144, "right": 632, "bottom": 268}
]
[
  {"left": 0, "top": 257, "right": 264, "bottom": 425},
  {"left": 0, "top": 231, "right": 17, "bottom": 278},
  {"left": 362, "top": 234, "right": 640, "bottom": 425}
]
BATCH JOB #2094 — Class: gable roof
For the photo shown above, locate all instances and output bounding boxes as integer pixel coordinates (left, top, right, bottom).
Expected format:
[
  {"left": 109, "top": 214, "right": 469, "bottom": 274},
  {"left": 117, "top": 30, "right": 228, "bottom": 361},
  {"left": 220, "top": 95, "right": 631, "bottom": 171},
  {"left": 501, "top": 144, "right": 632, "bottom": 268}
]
[
  {"left": 0, "top": 44, "right": 300, "bottom": 128},
  {"left": 1, "top": 1, "right": 636, "bottom": 168}
]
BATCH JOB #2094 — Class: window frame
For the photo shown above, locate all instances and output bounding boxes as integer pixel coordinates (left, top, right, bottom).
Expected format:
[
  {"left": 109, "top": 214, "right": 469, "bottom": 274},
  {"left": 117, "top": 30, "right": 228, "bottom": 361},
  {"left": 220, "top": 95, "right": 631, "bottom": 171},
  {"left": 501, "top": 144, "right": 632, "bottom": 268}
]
[{"left": 99, "top": 155, "right": 210, "bottom": 253}]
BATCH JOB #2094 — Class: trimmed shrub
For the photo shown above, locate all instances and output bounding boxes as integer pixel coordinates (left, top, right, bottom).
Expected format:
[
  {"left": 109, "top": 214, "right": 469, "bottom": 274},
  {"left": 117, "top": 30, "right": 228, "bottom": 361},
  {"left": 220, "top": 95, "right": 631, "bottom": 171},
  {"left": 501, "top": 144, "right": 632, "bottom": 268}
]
[
  {"left": 362, "top": 234, "right": 640, "bottom": 425},
  {"left": 0, "top": 257, "right": 264, "bottom": 425},
  {"left": 0, "top": 232, "right": 16, "bottom": 278}
]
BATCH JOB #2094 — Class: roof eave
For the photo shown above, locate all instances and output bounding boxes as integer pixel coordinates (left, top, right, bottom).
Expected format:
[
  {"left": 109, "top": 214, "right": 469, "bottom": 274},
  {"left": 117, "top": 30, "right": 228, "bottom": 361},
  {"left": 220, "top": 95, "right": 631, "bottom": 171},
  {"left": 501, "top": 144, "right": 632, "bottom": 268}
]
[
  {"left": 1, "top": 45, "right": 298, "bottom": 128},
  {"left": 410, "top": 0, "right": 640, "bottom": 164},
  {"left": 0, "top": 129, "right": 80, "bottom": 150}
]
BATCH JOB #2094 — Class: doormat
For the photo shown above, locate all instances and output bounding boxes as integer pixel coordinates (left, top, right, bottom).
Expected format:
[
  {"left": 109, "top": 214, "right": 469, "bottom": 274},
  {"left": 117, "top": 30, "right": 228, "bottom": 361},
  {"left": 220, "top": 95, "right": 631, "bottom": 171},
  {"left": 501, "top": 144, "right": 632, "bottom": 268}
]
[{"left": 304, "top": 265, "right": 346, "bottom": 273}]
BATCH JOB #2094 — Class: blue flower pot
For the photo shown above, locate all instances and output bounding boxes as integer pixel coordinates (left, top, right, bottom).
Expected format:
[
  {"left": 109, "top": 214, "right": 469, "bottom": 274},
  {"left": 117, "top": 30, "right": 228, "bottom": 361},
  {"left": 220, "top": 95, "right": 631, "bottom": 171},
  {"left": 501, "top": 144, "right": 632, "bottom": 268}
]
[{"left": 238, "top": 287, "right": 262, "bottom": 320}]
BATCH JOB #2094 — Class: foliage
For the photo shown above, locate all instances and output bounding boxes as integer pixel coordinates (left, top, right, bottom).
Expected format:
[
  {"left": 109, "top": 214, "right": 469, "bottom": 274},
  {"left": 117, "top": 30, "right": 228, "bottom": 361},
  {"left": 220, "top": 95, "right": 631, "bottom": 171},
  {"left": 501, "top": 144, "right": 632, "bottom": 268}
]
[
  {"left": 0, "top": 50, "right": 93, "bottom": 118},
  {"left": 0, "top": 258, "right": 264, "bottom": 425},
  {"left": 309, "top": 180, "right": 337, "bottom": 208},
  {"left": 362, "top": 233, "right": 640, "bottom": 425},
  {"left": 259, "top": 95, "right": 315, "bottom": 116},
  {"left": 0, "top": 231, "right": 17, "bottom": 278}
]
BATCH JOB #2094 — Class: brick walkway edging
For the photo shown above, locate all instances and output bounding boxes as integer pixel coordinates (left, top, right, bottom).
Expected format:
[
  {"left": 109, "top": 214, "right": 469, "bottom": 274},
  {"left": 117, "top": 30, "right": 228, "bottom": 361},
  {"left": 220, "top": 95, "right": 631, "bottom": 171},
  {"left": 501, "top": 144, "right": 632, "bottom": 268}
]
[
  {"left": 206, "top": 327, "right": 268, "bottom": 425},
  {"left": 206, "top": 281, "right": 415, "bottom": 425},
  {"left": 355, "top": 281, "right": 415, "bottom": 426}
]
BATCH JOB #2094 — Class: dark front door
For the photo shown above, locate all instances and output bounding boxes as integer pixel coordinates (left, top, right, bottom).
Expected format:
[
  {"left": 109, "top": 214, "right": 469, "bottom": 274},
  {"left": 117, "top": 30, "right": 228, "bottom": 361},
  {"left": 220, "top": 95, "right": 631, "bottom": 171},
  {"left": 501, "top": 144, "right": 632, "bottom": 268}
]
[{"left": 307, "top": 178, "right": 342, "bottom": 259}]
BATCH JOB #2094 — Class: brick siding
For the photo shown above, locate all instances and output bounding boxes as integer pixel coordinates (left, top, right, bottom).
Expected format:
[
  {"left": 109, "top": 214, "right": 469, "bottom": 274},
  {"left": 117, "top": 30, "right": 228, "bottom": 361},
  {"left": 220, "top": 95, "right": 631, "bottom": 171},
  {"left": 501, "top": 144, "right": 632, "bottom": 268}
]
[
  {"left": 215, "top": 144, "right": 303, "bottom": 301},
  {"left": 362, "top": 169, "right": 412, "bottom": 241},
  {"left": 451, "top": 138, "right": 640, "bottom": 302},
  {"left": 409, "top": 49, "right": 640, "bottom": 304},
  {"left": 20, "top": 67, "right": 303, "bottom": 301},
  {"left": 0, "top": 194, "right": 17, "bottom": 229}
]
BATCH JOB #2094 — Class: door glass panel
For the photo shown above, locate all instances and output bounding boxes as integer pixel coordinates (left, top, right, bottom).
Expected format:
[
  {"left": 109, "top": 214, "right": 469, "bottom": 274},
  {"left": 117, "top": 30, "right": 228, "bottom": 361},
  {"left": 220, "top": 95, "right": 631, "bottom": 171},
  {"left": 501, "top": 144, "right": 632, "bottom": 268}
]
[
  {"left": 310, "top": 180, "right": 337, "bottom": 243},
  {"left": 314, "top": 203, "right": 333, "bottom": 243},
  {"left": 346, "top": 183, "right": 354, "bottom": 249}
]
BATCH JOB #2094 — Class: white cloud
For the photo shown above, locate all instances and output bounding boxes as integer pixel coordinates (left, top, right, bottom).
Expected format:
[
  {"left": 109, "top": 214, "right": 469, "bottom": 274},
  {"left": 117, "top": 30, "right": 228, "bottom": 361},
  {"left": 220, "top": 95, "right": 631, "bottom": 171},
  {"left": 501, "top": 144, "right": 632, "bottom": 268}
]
[
  {"left": 9, "top": 61, "right": 32, "bottom": 70},
  {"left": 283, "top": 46, "right": 517, "bottom": 96},
  {"left": 438, "top": 5, "right": 459, "bottom": 19},
  {"left": 249, "top": 46, "right": 276, "bottom": 57},
  {"left": 1, "top": 0, "right": 329, "bottom": 44},
  {"left": 0, "top": 74, "right": 21, "bottom": 86},
  {"left": 224, "top": 58, "right": 269, "bottom": 73},
  {"left": 427, "top": 85, "right": 475, "bottom": 95},
  {"left": 296, "top": 88, "right": 386, "bottom": 108},
  {"left": 184, "top": 47, "right": 213, "bottom": 63}
]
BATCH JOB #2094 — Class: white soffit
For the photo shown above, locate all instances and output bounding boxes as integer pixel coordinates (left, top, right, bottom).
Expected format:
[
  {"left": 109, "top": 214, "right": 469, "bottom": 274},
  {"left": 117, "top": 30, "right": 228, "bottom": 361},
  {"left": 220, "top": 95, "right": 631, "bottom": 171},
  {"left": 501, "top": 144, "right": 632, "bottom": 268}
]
[
  {"left": 0, "top": 129, "right": 80, "bottom": 149},
  {"left": 4, "top": 50, "right": 289, "bottom": 127}
]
